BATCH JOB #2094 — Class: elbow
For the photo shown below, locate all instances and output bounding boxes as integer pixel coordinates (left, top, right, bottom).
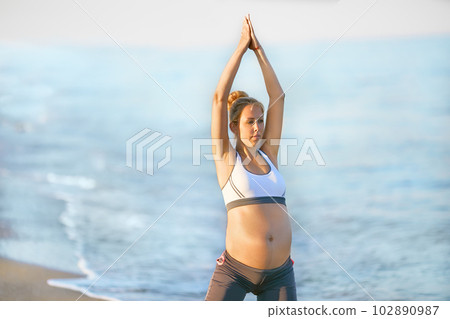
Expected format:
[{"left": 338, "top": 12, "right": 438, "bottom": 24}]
[
  {"left": 270, "top": 91, "right": 285, "bottom": 101},
  {"left": 213, "top": 92, "right": 227, "bottom": 105}
]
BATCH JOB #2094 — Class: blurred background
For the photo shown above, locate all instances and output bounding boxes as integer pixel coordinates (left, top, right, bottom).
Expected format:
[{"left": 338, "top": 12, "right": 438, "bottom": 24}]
[{"left": 0, "top": 0, "right": 449, "bottom": 300}]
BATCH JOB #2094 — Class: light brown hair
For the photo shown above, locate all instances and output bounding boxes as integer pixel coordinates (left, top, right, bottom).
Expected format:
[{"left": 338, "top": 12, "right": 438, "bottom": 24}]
[{"left": 227, "top": 91, "right": 264, "bottom": 125}]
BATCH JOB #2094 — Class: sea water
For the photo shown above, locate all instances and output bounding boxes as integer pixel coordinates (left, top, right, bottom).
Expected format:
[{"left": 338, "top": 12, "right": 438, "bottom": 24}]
[{"left": 0, "top": 36, "right": 449, "bottom": 300}]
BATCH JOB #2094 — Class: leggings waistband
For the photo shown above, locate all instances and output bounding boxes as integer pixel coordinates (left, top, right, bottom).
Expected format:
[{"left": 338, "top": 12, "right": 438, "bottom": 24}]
[{"left": 223, "top": 250, "right": 292, "bottom": 274}]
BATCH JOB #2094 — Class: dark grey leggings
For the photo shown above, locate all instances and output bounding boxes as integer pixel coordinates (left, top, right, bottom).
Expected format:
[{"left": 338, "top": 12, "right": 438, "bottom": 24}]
[{"left": 205, "top": 250, "right": 297, "bottom": 301}]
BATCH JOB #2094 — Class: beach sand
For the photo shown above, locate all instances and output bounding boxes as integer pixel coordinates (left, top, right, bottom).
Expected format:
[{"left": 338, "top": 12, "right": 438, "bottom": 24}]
[{"left": 0, "top": 258, "right": 105, "bottom": 301}]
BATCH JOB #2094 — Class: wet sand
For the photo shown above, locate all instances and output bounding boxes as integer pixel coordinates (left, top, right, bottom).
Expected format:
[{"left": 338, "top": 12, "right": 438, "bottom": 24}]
[{"left": 0, "top": 258, "right": 106, "bottom": 301}]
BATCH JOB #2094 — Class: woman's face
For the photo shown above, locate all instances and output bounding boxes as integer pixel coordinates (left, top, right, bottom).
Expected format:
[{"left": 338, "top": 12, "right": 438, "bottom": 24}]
[{"left": 236, "top": 104, "right": 264, "bottom": 147}]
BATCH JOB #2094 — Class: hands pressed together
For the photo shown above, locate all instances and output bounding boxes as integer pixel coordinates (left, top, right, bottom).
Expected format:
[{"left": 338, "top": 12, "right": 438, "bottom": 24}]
[{"left": 239, "top": 14, "right": 261, "bottom": 51}]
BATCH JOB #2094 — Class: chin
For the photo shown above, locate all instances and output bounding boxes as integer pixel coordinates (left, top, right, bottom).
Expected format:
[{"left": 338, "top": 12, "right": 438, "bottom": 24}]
[
  {"left": 251, "top": 139, "right": 263, "bottom": 148},
  {"left": 240, "top": 137, "right": 262, "bottom": 148}
]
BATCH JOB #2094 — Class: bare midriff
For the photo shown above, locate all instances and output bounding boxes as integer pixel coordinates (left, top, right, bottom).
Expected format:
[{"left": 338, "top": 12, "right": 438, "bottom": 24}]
[{"left": 225, "top": 202, "right": 292, "bottom": 270}]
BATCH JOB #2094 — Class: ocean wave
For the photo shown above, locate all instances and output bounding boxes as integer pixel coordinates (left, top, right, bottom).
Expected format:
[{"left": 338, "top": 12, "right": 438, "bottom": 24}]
[
  {"left": 57, "top": 193, "right": 100, "bottom": 292},
  {"left": 46, "top": 173, "right": 96, "bottom": 190},
  {"left": 46, "top": 279, "right": 119, "bottom": 301}
]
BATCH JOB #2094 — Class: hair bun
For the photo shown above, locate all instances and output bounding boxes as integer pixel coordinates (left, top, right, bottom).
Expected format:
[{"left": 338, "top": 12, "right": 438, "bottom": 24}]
[{"left": 228, "top": 91, "right": 248, "bottom": 110}]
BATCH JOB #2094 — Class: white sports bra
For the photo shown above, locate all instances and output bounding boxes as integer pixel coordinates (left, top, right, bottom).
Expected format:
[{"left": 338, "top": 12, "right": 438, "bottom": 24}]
[{"left": 221, "top": 149, "right": 286, "bottom": 211}]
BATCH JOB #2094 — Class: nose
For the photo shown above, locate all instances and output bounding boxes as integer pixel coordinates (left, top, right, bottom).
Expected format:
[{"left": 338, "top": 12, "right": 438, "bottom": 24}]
[{"left": 253, "top": 120, "right": 262, "bottom": 132}]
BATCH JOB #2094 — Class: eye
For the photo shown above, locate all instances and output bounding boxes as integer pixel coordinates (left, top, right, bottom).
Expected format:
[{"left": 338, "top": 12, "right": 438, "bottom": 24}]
[
  {"left": 258, "top": 119, "right": 264, "bottom": 124},
  {"left": 248, "top": 120, "right": 255, "bottom": 125}
]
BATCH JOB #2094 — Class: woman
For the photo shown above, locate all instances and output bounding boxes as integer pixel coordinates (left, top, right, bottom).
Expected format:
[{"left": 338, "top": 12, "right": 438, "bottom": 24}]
[{"left": 205, "top": 15, "right": 297, "bottom": 301}]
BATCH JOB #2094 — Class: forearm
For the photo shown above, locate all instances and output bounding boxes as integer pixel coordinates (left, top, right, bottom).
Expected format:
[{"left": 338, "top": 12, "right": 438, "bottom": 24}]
[
  {"left": 254, "top": 47, "right": 284, "bottom": 99},
  {"left": 214, "top": 44, "right": 247, "bottom": 101}
]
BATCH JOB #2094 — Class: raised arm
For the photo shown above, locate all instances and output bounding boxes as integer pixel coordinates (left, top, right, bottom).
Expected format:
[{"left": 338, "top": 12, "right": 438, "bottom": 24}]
[
  {"left": 211, "top": 18, "right": 250, "bottom": 159},
  {"left": 247, "top": 15, "right": 285, "bottom": 160}
]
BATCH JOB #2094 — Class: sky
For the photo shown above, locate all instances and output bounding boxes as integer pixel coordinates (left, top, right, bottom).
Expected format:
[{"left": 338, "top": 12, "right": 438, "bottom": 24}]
[{"left": 0, "top": 0, "right": 450, "bottom": 47}]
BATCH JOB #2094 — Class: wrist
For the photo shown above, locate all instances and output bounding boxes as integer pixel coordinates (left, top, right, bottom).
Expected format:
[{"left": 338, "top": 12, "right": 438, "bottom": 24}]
[
  {"left": 251, "top": 41, "right": 262, "bottom": 51},
  {"left": 252, "top": 45, "right": 261, "bottom": 51},
  {"left": 236, "top": 42, "right": 249, "bottom": 54}
]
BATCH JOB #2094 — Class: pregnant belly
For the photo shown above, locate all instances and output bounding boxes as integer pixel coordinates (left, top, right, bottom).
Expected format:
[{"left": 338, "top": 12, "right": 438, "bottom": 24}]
[{"left": 225, "top": 203, "right": 292, "bottom": 269}]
